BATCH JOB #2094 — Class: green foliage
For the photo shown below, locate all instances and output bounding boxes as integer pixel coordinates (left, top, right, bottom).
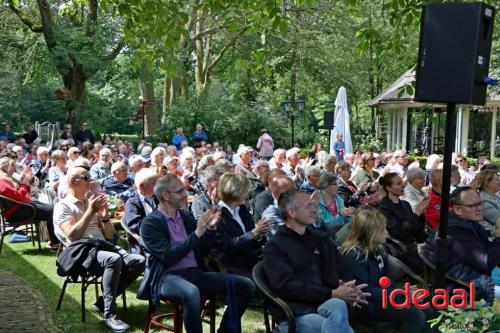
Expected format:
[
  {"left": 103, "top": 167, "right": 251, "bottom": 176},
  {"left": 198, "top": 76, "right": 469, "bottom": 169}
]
[
  {"left": 153, "top": 81, "right": 290, "bottom": 148},
  {"left": 429, "top": 300, "right": 500, "bottom": 333}
]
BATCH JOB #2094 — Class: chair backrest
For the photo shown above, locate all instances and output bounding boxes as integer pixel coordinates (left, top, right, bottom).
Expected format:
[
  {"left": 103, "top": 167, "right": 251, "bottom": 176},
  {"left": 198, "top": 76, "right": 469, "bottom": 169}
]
[
  {"left": 387, "top": 254, "right": 428, "bottom": 290},
  {"left": 417, "top": 244, "right": 435, "bottom": 270},
  {"left": 418, "top": 244, "right": 470, "bottom": 289},
  {"left": 0, "top": 195, "right": 36, "bottom": 223},
  {"left": 252, "top": 261, "right": 296, "bottom": 332}
]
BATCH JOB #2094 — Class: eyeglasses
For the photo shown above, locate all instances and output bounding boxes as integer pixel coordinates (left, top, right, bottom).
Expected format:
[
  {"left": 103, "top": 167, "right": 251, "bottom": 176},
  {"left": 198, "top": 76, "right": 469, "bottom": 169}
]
[
  {"left": 456, "top": 202, "right": 483, "bottom": 209},
  {"left": 456, "top": 159, "right": 465, "bottom": 163},
  {"left": 73, "top": 175, "right": 91, "bottom": 182},
  {"left": 369, "top": 157, "right": 377, "bottom": 161},
  {"left": 168, "top": 188, "right": 186, "bottom": 194},
  {"left": 73, "top": 151, "right": 80, "bottom": 154}
]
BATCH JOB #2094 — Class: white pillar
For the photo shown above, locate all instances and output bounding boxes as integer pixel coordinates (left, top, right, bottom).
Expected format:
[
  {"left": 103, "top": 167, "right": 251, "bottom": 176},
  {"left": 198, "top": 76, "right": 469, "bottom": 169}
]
[
  {"left": 386, "top": 109, "right": 392, "bottom": 151},
  {"left": 396, "top": 109, "right": 402, "bottom": 150},
  {"left": 461, "top": 106, "right": 470, "bottom": 156},
  {"left": 491, "top": 107, "right": 498, "bottom": 160},
  {"left": 402, "top": 108, "right": 408, "bottom": 151},
  {"left": 455, "top": 106, "right": 462, "bottom": 153}
]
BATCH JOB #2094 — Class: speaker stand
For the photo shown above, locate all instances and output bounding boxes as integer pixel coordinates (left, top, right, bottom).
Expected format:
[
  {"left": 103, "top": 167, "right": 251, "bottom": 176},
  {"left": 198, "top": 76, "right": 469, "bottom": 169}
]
[{"left": 433, "top": 102, "right": 457, "bottom": 289}]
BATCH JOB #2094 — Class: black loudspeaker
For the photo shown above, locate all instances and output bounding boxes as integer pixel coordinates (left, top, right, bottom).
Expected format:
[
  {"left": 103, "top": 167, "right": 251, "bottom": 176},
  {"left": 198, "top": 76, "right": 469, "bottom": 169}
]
[
  {"left": 415, "top": 2, "right": 495, "bottom": 105},
  {"left": 324, "top": 112, "right": 334, "bottom": 130}
]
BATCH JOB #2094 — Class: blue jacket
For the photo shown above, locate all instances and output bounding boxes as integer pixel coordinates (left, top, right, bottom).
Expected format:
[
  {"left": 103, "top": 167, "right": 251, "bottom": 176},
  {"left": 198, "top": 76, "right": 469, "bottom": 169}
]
[
  {"left": 137, "top": 209, "right": 219, "bottom": 306},
  {"left": 318, "top": 191, "right": 351, "bottom": 227},
  {"left": 192, "top": 130, "right": 208, "bottom": 145},
  {"left": 172, "top": 134, "right": 188, "bottom": 150}
]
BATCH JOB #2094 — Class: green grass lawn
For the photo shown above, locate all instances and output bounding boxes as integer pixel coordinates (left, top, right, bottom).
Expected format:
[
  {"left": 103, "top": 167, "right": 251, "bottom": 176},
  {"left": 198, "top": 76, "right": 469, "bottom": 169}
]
[{"left": 0, "top": 241, "right": 267, "bottom": 333}]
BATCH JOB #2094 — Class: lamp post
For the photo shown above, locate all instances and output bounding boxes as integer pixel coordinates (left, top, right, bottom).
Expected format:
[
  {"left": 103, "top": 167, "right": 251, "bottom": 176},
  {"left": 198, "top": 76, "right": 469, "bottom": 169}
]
[{"left": 283, "top": 96, "right": 305, "bottom": 147}]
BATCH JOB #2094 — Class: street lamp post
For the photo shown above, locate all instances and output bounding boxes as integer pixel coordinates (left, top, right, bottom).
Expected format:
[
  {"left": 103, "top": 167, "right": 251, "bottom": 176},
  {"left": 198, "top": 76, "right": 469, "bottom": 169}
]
[{"left": 283, "top": 96, "right": 305, "bottom": 147}]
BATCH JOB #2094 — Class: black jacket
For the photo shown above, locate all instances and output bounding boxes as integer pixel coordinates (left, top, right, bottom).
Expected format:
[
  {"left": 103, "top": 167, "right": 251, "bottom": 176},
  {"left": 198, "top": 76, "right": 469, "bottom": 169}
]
[
  {"left": 263, "top": 225, "right": 343, "bottom": 322},
  {"left": 137, "top": 209, "right": 218, "bottom": 306},
  {"left": 253, "top": 189, "right": 274, "bottom": 223},
  {"left": 56, "top": 238, "right": 118, "bottom": 279},
  {"left": 124, "top": 190, "right": 158, "bottom": 251},
  {"left": 337, "top": 179, "right": 363, "bottom": 208},
  {"left": 340, "top": 250, "right": 394, "bottom": 317},
  {"left": 214, "top": 204, "right": 265, "bottom": 274},
  {"left": 378, "top": 197, "right": 425, "bottom": 244}
]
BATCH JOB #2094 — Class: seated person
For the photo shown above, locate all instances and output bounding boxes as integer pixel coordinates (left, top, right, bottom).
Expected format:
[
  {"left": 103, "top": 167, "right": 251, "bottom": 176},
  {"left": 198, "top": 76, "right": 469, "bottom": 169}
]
[
  {"left": 0, "top": 155, "right": 60, "bottom": 250},
  {"left": 424, "top": 167, "right": 448, "bottom": 230},
  {"left": 401, "top": 167, "right": 428, "bottom": 214},
  {"left": 89, "top": 148, "right": 113, "bottom": 182},
  {"left": 124, "top": 168, "right": 159, "bottom": 253},
  {"left": 352, "top": 152, "right": 379, "bottom": 189},
  {"left": 424, "top": 187, "right": 500, "bottom": 304},
  {"left": 378, "top": 172, "right": 426, "bottom": 273},
  {"left": 53, "top": 167, "right": 145, "bottom": 332},
  {"left": 215, "top": 173, "right": 271, "bottom": 277},
  {"left": 101, "top": 161, "right": 134, "bottom": 201},
  {"left": 191, "top": 167, "right": 222, "bottom": 221},
  {"left": 29, "top": 146, "right": 51, "bottom": 187},
  {"left": 341, "top": 206, "right": 431, "bottom": 333},
  {"left": 474, "top": 170, "right": 500, "bottom": 230},
  {"left": 263, "top": 189, "right": 369, "bottom": 333},
  {"left": 262, "top": 175, "right": 295, "bottom": 236},
  {"left": 336, "top": 161, "right": 365, "bottom": 208},
  {"left": 47, "top": 149, "right": 67, "bottom": 191},
  {"left": 300, "top": 165, "right": 321, "bottom": 196},
  {"left": 137, "top": 174, "right": 255, "bottom": 333},
  {"left": 312, "top": 172, "right": 354, "bottom": 230},
  {"left": 253, "top": 168, "right": 286, "bottom": 222}
]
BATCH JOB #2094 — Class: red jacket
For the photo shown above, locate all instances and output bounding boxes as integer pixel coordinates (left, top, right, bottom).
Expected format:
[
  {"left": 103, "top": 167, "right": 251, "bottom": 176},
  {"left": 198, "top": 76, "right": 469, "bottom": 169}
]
[
  {"left": 0, "top": 178, "right": 31, "bottom": 217},
  {"left": 424, "top": 189, "right": 451, "bottom": 229}
]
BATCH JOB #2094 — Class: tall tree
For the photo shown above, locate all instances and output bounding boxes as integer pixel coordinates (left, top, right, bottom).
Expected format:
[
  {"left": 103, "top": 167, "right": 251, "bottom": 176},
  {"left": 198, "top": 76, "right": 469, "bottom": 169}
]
[{"left": 8, "top": 0, "right": 124, "bottom": 127}]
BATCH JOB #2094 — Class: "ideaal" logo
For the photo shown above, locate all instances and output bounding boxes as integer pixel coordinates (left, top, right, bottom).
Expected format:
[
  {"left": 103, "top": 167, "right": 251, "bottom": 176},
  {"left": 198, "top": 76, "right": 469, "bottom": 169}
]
[{"left": 379, "top": 276, "right": 475, "bottom": 310}]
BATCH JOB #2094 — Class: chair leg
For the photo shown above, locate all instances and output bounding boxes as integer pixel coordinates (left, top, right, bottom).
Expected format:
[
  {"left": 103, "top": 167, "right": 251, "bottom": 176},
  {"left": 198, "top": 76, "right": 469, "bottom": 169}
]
[
  {"left": 34, "top": 223, "right": 41, "bottom": 251},
  {"left": 209, "top": 297, "right": 216, "bottom": 333},
  {"left": 81, "top": 281, "right": 86, "bottom": 323},
  {"left": 0, "top": 233, "right": 5, "bottom": 255},
  {"left": 174, "top": 303, "right": 183, "bottom": 333},
  {"left": 56, "top": 278, "right": 69, "bottom": 310},
  {"left": 122, "top": 291, "right": 127, "bottom": 312},
  {"left": 30, "top": 224, "right": 35, "bottom": 247},
  {"left": 144, "top": 300, "right": 153, "bottom": 333},
  {"left": 263, "top": 303, "right": 272, "bottom": 333}
]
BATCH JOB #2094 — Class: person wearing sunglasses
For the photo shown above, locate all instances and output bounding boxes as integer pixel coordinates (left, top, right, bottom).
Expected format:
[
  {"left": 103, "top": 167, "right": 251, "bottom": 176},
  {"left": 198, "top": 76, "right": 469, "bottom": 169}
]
[
  {"left": 455, "top": 154, "right": 474, "bottom": 186},
  {"left": 424, "top": 187, "right": 500, "bottom": 305},
  {"left": 54, "top": 166, "right": 145, "bottom": 332}
]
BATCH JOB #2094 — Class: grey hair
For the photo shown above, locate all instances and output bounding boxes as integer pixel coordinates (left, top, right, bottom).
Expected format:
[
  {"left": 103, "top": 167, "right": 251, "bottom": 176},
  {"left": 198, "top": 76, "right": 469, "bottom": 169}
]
[
  {"left": 335, "top": 161, "right": 351, "bottom": 174},
  {"left": 278, "top": 189, "right": 301, "bottom": 219},
  {"left": 305, "top": 165, "right": 321, "bottom": 180},
  {"left": 199, "top": 167, "right": 223, "bottom": 188},
  {"left": 324, "top": 154, "right": 336, "bottom": 165},
  {"left": 154, "top": 174, "right": 179, "bottom": 201},
  {"left": 318, "top": 172, "right": 338, "bottom": 190},
  {"left": 407, "top": 167, "right": 425, "bottom": 181},
  {"left": 51, "top": 149, "right": 66, "bottom": 160}
]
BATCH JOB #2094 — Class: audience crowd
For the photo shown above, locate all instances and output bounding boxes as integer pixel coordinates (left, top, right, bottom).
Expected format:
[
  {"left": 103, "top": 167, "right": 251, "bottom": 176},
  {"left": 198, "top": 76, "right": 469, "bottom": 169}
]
[{"left": 0, "top": 121, "right": 499, "bottom": 333}]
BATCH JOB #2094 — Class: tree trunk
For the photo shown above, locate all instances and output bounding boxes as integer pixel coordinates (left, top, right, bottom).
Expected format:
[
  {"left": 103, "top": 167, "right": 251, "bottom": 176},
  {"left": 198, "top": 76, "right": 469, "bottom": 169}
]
[
  {"left": 139, "top": 67, "right": 160, "bottom": 136},
  {"left": 162, "top": 74, "right": 171, "bottom": 123},
  {"left": 63, "top": 62, "right": 86, "bottom": 128}
]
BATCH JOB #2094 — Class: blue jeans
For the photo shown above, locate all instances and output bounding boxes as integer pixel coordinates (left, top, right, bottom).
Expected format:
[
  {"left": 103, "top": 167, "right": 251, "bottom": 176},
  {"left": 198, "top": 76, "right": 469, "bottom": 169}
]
[
  {"left": 160, "top": 268, "right": 255, "bottom": 333},
  {"left": 279, "top": 298, "right": 353, "bottom": 333}
]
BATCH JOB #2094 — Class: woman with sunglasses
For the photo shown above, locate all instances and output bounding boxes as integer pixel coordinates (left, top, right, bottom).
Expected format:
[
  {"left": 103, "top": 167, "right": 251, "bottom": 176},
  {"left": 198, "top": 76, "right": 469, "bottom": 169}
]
[{"left": 352, "top": 152, "right": 379, "bottom": 194}]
